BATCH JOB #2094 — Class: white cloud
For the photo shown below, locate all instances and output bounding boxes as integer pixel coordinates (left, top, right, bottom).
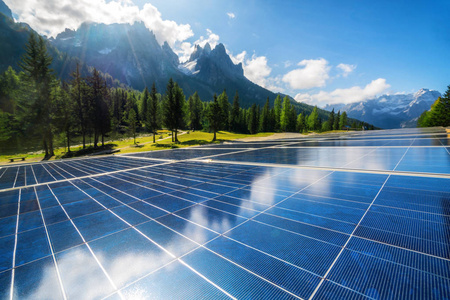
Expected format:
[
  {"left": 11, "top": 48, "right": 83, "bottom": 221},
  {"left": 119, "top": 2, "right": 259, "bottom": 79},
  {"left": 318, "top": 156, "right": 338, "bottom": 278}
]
[
  {"left": 195, "top": 29, "right": 220, "bottom": 49},
  {"left": 244, "top": 55, "right": 272, "bottom": 87},
  {"left": 139, "top": 3, "right": 193, "bottom": 47},
  {"left": 282, "top": 58, "right": 331, "bottom": 89},
  {"left": 227, "top": 12, "right": 236, "bottom": 19},
  {"left": 337, "top": 63, "right": 356, "bottom": 77},
  {"left": 230, "top": 51, "right": 284, "bottom": 92},
  {"left": 230, "top": 50, "right": 247, "bottom": 65},
  {"left": 4, "top": 0, "right": 193, "bottom": 46},
  {"left": 294, "top": 78, "right": 391, "bottom": 106}
]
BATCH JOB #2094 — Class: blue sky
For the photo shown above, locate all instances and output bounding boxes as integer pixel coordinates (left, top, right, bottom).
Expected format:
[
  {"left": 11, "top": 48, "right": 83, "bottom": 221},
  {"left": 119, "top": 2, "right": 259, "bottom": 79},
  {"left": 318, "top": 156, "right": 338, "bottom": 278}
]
[{"left": 5, "top": 0, "right": 450, "bottom": 106}]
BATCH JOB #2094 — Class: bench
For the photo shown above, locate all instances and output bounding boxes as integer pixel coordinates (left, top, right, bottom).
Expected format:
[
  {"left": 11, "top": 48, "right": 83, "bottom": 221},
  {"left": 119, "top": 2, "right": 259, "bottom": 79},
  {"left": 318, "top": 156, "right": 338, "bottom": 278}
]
[{"left": 9, "top": 157, "right": 26, "bottom": 162}]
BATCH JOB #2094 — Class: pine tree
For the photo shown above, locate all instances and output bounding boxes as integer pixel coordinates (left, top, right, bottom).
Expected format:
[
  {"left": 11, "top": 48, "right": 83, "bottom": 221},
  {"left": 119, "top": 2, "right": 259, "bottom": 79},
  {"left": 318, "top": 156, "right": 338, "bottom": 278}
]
[
  {"left": 334, "top": 110, "right": 340, "bottom": 130},
  {"left": 229, "top": 91, "right": 240, "bottom": 132},
  {"left": 321, "top": 121, "right": 329, "bottom": 132},
  {"left": 218, "top": 90, "right": 230, "bottom": 130},
  {"left": 128, "top": 108, "right": 137, "bottom": 144},
  {"left": 87, "top": 68, "right": 110, "bottom": 147},
  {"left": 54, "top": 82, "right": 76, "bottom": 153},
  {"left": 339, "top": 111, "right": 348, "bottom": 130},
  {"left": 70, "top": 63, "right": 90, "bottom": 148},
  {"left": 297, "top": 113, "right": 305, "bottom": 132},
  {"left": 307, "top": 106, "right": 320, "bottom": 131},
  {"left": 280, "top": 96, "right": 291, "bottom": 131},
  {"left": 260, "top": 97, "right": 271, "bottom": 132},
  {"left": 172, "top": 83, "right": 185, "bottom": 142},
  {"left": 0, "top": 66, "right": 20, "bottom": 114},
  {"left": 110, "top": 88, "right": 126, "bottom": 134},
  {"left": 163, "top": 78, "right": 176, "bottom": 142},
  {"left": 142, "top": 86, "right": 149, "bottom": 131},
  {"left": 239, "top": 107, "right": 247, "bottom": 133},
  {"left": 274, "top": 95, "right": 282, "bottom": 131},
  {"left": 188, "top": 92, "right": 202, "bottom": 131},
  {"left": 0, "top": 67, "right": 21, "bottom": 152},
  {"left": 208, "top": 94, "right": 222, "bottom": 141},
  {"left": 289, "top": 104, "right": 297, "bottom": 132},
  {"left": 148, "top": 82, "right": 159, "bottom": 143},
  {"left": 328, "top": 109, "right": 335, "bottom": 131},
  {"left": 0, "top": 112, "right": 14, "bottom": 143},
  {"left": 20, "top": 33, "right": 56, "bottom": 157},
  {"left": 247, "top": 104, "right": 259, "bottom": 134},
  {"left": 125, "top": 92, "right": 139, "bottom": 127}
]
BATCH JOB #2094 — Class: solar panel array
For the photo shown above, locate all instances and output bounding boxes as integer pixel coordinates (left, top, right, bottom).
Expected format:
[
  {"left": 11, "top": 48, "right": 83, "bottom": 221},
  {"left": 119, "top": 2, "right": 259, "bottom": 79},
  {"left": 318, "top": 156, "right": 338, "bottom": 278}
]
[{"left": 0, "top": 128, "right": 449, "bottom": 299}]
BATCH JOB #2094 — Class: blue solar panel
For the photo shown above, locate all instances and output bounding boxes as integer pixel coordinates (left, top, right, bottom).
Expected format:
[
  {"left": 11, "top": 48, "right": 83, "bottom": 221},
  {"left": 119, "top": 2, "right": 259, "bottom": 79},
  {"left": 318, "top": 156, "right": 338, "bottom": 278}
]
[
  {"left": 0, "top": 127, "right": 449, "bottom": 298},
  {"left": 326, "top": 247, "right": 450, "bottom": 298},
  {"left": 120, "top": 259, "right": 230, "bottom": 299},
  {"left": 124, "top": 148, "right": 249, "bottom": 160}
]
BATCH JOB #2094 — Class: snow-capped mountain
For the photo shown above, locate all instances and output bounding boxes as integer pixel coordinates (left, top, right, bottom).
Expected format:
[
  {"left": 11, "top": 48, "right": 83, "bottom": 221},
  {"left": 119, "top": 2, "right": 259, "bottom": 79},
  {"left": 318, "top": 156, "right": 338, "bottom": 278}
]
[{"left": 324, "top": 89, "right": 441, "bottom": 128}]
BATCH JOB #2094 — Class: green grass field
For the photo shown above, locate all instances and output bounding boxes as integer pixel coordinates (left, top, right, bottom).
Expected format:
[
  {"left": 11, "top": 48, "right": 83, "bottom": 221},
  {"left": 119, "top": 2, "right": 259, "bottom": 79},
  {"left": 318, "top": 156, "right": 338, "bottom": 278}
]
[{"left": 0, "top": 131, "right": 274, "bottom": 165}]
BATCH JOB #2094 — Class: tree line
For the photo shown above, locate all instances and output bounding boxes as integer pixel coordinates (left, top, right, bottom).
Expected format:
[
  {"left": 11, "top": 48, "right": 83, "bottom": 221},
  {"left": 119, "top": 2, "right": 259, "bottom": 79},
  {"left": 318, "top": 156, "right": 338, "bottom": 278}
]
[{"left": 0, "top": 33, "right": 372, "bottom": 157}]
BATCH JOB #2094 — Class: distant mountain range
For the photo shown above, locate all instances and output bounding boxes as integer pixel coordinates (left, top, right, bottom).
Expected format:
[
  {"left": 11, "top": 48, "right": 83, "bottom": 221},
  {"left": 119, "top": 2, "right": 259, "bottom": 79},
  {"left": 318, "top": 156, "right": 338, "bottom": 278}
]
[{"left": 324, "top": 89, "right": 441, "bottom": 129}]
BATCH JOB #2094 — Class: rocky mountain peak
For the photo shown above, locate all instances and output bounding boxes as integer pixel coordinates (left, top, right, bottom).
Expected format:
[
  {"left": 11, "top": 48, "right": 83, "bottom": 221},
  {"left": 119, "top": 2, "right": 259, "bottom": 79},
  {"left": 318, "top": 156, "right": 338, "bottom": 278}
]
[
  {"left": 208, "top": 43, "right": 244, "bottom": 78},
  {"left": 413, "top": 88, "right": 440, "bottom": 101},
  {"left": 184, "top": 42, "right": 243, "bottom": 78},
  {"left": 189, "top": 44, "right": 205, "bottom": 61},
  {"left": 212, "top": 43, "right": 226, "bottom": 54},
  {"left": 162, "top": 41, "right": 179, "bottom": 66},
  {"left": 203, "top": 42, "right": 212, "bottom": 53}
]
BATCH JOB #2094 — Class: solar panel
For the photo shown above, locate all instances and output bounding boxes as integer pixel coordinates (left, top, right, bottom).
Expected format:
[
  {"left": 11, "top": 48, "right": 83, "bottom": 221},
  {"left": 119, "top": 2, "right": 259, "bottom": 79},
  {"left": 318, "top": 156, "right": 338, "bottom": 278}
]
[{"left": 0, "top": 127, "right": 449, "bottom": 299}]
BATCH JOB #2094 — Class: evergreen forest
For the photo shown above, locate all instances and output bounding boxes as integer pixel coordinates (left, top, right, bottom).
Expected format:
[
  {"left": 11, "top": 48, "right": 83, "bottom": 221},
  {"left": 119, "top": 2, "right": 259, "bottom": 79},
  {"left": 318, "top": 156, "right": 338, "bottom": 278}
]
[{"left": 0, "top": 34, "right": 374, "bottom": 157}]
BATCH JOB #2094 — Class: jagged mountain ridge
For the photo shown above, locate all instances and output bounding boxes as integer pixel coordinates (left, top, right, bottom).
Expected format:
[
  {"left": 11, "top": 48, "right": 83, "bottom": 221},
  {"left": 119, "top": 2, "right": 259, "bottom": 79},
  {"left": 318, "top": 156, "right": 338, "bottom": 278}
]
[
  {"left": 50, "top": 22, "right": 283, "bottom": 109},
  {"left": 177, "top": 42, "right": 287, "bottom": 108},
  {"left": 324, "top": 89, "right": 442, "bottom": 128},
  {"left": 183, "top": 43, "right": 245, "bottom": 81}
]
